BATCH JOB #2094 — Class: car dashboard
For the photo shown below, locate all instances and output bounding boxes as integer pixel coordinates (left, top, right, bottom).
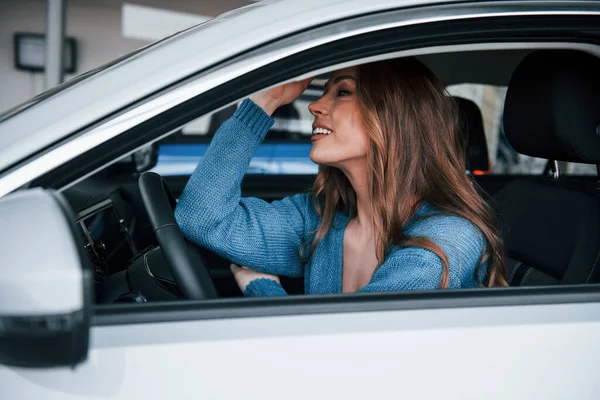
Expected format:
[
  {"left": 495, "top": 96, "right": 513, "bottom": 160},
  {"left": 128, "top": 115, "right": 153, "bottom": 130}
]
[
  {"left": 76, "top": 198, "right": 137, "bottom": 275},
  {"left": 63, "top": 174, "right": 306, "bottom": 303},
  {"left": 63, "top": 178, "right": 160, "bottom": 302}
]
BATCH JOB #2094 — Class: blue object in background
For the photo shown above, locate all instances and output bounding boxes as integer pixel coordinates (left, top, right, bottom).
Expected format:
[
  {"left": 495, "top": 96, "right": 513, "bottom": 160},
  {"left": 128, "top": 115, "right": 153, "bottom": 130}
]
[{"left": 151, "top": 143, "right": 318, "bottom": 176}]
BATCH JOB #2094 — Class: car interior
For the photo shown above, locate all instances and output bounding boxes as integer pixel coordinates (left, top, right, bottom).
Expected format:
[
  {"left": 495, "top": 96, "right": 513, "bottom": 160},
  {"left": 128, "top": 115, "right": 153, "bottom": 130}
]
[{"left": 58, "top": 47, "right": 600, "bottom": 304}]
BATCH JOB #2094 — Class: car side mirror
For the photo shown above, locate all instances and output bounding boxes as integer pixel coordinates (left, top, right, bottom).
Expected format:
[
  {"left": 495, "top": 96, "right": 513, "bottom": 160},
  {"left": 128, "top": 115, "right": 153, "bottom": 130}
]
[{"left": 0, "top": 189, "right": 92, "bottom": 368}]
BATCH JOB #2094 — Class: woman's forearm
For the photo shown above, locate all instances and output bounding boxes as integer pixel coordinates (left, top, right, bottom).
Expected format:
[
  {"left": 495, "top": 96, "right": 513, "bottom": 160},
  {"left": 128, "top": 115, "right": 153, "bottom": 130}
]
[
  {"left": 175, "top": 99, "right": 273, "bottom": 234},
  {"left": 174, "top": 99, "right": 310, "bottom": 277}
]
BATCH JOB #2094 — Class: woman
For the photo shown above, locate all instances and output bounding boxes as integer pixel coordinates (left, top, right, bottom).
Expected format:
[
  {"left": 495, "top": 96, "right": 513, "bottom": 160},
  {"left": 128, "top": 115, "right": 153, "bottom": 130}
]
[{"left": 174, "top": 57, "right": 506, "bottom": 297}]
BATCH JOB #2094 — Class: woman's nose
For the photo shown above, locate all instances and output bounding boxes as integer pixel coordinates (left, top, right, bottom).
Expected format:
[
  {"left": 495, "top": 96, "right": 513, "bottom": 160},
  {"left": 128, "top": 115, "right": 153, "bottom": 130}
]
[{"left": 309, "top": 97, "right": 328, "bottom": 117}]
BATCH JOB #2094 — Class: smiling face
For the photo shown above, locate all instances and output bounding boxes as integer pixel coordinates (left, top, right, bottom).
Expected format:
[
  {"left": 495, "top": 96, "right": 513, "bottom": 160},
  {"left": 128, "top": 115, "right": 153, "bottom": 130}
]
[{"left": 308, "top": 67, "right": 370, "bottom": 170}]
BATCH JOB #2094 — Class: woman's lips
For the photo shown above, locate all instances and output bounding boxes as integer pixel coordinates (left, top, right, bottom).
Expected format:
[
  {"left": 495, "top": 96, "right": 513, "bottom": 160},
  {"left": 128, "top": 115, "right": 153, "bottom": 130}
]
[
  {"left": 311, "top": 127, "right": 333, "bottom": 142},
  {"left": 311, "top": 133, "right": 330, "bottom": 142}
]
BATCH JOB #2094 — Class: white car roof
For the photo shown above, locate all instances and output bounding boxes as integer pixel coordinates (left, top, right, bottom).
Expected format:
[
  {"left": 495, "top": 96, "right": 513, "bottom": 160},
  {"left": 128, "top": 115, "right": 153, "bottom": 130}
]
[{"left": 0, "top": 0, "right": 451, "bottom": 173}]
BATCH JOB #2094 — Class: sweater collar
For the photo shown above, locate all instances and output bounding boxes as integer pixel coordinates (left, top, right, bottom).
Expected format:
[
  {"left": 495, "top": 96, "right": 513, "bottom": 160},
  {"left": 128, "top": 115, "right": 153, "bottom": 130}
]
[
  {"left": 332, "top": 211, "right": 350, "bottom": 230},
  {"left": 331, "top": 201, "right": 434, "bottom": 230}
]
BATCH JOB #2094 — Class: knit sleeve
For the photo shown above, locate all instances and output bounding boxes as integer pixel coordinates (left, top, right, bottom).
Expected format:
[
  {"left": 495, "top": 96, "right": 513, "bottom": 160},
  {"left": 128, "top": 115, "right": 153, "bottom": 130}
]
[
  {"left": 360, "top": 215, "right": 487, "bottom": 292},
  {"left": 244, "top": 278, "right": 289, "bottom": 297},
  {"left": 174, "top": 99, "right": 313, "bottom": 278}
]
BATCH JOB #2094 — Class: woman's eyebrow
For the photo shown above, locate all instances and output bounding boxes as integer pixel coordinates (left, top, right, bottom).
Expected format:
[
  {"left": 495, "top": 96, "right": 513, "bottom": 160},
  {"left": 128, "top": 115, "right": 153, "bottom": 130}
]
[{"left": 324, "top": 75, "right": 357, "bottom": 93}]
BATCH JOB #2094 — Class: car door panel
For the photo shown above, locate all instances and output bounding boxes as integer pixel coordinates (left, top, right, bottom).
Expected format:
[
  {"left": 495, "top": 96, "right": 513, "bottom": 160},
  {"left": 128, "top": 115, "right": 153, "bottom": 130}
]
[{"left": 3, "top": 300, "right": 600, "bottom": 399}]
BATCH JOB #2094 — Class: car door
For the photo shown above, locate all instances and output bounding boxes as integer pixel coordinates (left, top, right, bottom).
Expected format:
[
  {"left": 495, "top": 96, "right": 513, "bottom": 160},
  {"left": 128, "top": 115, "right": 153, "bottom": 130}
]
[
  {"left": 3, "top": 2, "right": 600, "bottom": 399},
  {"left": 2, "top": 289, "right": 599, "bottom": 399}
]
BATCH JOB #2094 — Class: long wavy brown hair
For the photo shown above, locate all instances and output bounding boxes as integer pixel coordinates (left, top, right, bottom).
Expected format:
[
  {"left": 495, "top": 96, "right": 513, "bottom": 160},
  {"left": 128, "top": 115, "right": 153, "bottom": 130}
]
[{"left": 305, "top": 57, "right": 506, "bottom": 288}]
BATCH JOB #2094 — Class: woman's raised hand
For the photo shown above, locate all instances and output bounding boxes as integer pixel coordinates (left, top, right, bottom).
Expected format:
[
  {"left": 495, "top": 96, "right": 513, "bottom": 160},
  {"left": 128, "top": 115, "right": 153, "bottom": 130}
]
[{"left": 250, "top": 77, "right": 314, "bottom": 115}]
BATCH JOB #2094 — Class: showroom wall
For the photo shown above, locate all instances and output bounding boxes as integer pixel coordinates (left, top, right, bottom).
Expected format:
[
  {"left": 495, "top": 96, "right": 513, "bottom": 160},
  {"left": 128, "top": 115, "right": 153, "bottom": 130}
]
[{"left": 0, "top": 0, "right": 251, "bottom": 113}]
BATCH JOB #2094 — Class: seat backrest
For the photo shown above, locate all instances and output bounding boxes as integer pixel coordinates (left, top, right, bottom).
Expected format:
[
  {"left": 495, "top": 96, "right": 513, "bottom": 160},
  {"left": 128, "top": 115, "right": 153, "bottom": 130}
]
[
  {"left": 496, "top": 180, "right": 600, "bottom": 285},
  {"left": 495, "top": 49, "right": 600, "bottom": 286}
]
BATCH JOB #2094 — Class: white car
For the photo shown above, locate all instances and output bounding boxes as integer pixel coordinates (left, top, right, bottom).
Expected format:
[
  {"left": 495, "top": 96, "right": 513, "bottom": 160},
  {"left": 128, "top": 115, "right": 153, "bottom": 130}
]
[{"left": 1, "top": 0, "right": 600, "bottom": 399}]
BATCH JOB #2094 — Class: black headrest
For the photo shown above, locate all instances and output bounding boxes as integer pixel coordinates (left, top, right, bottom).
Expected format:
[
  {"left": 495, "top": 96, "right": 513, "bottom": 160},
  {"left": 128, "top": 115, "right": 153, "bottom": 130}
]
[
  {"left": 454, "top": 96, "right": 490, "bottom": 172},
  {"left": 503, "top": 50, "right": 600, "bottom": 163}
]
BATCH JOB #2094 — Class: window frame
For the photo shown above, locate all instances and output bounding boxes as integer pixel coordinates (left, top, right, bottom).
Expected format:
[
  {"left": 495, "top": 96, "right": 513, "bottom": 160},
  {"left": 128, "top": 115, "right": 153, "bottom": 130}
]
[
  {"left": 94, "top": 285, "right": 600, "bottom": 326},
  {"left": 25, "top": 5, "right": 600, "bottom": 323}
]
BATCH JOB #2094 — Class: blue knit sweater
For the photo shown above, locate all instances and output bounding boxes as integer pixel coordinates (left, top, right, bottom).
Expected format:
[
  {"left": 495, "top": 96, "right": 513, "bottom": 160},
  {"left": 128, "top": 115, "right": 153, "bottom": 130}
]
[{"left": 175, "top": 99, "right": 487, "bottom": 297}]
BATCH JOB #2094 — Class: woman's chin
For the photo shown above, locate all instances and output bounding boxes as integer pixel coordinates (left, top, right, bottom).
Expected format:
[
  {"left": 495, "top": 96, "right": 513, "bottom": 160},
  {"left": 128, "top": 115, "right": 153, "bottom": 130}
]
[
  {"left": 310, "top": 148, "right": 344, "bottom": 167},
  {"left": 309, "top": 151, "right": 329, "bottom": 166}
]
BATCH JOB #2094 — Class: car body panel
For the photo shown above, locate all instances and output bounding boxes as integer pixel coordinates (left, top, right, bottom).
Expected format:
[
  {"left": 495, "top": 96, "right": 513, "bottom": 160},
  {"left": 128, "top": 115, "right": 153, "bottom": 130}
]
[{"left": 3, "top": 300, "right": 600, "bottom": 398}]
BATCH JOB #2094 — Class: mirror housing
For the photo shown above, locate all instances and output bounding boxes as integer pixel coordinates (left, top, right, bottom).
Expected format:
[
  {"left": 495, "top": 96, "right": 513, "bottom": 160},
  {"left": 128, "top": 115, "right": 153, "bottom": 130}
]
[
  {"left": 0, "top": 189, "right": 92, "bottom": 368},
  {"left": 133, "top": 143, "right": 159, "bottom": 173},
  {"left": 106, "top": 143, "right": 159, "bottom": 176}
]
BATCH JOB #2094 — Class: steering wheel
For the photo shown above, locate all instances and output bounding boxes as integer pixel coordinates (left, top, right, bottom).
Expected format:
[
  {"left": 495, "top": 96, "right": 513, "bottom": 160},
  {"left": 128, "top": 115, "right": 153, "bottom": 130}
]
[{"left": 138, "top": 172, "right": 217, "bottom": 300}]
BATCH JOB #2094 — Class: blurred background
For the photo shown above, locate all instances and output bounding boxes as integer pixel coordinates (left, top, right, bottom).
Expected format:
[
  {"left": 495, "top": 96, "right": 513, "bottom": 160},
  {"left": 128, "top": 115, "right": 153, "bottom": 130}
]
[
  {"left": 0, "top": 0, "right": 258, "bottom": 113},
  {"left": 0, "top": 0, "right": 593, "bottom": 175}
]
